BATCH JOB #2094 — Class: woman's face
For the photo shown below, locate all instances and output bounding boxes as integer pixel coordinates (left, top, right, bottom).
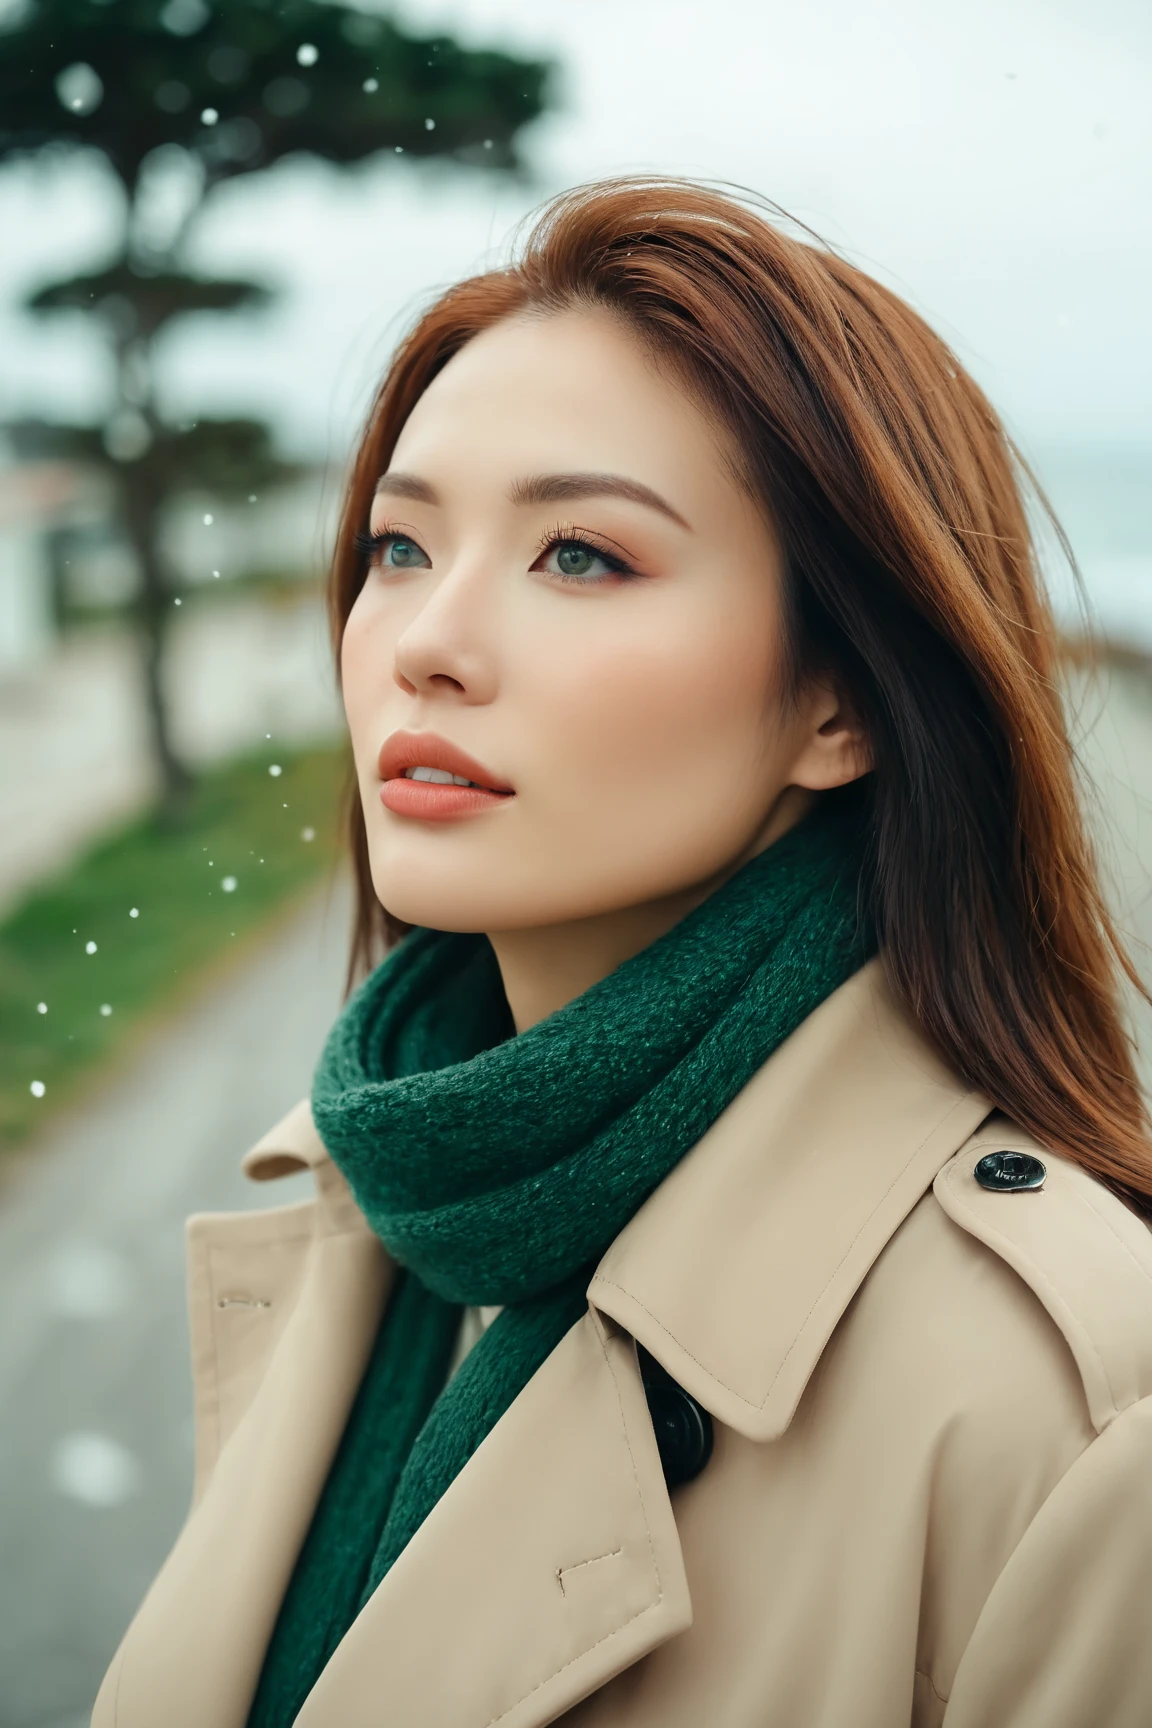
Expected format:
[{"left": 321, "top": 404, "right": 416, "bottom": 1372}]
[{"left": 342, "top": 306, "right": 860, "bottom": 935}]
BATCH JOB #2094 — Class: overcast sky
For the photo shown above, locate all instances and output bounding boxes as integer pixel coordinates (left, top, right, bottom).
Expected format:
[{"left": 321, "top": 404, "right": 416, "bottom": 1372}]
[{"left": 1, "top": 0, "right": 1150, "bottom": 622}]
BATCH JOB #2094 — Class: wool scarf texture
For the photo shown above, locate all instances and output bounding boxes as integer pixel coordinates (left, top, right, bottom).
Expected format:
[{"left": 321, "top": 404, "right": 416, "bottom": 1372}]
[{"left": 246, "top": 805, "right": 871, "bottom": 1728}]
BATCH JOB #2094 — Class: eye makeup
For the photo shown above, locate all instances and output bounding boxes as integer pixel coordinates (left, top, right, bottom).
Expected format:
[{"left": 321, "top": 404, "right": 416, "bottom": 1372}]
[{"left": 352, "top": 518, "right": 643, "bottom": 585}]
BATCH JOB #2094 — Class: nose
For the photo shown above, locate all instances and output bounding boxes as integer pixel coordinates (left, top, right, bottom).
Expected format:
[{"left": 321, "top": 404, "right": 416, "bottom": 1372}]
[{"left": 392, "top": 563, "right": 499, "bottom": 704}]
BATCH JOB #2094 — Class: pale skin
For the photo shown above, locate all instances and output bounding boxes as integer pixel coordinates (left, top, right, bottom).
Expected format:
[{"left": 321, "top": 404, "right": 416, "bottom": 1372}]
[{"left": 341, "top": 306, "right": 869, "bottom": 1033}]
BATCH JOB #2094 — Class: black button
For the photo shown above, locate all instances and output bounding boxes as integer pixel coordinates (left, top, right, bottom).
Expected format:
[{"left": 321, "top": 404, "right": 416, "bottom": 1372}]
[
  {"left": 638, "top": 1345, "right": 713, "bottom": 1490},
  {"left": 974, "top": 1150, "right": 1047, "bottom": 1191}
]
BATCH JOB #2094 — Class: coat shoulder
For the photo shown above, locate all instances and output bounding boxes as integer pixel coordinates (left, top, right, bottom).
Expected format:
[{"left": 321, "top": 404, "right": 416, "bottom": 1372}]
[
  {"left": 940, "top": 1392, "right": 1152, "bottom": 1727},
  {"left": 931, "top": 1113, "right": 1152, "bottom": 1433}
]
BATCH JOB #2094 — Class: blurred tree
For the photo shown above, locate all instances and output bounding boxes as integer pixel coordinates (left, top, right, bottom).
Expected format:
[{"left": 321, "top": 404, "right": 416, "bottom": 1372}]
[{"left": 0, "top": 0, "right": 552, "bottom": 815}]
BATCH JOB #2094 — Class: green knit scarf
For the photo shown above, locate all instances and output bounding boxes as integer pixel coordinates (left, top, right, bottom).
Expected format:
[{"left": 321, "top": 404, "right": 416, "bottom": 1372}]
[{"left": 246, "top": 806, "right": 871, "bottom": 1727}]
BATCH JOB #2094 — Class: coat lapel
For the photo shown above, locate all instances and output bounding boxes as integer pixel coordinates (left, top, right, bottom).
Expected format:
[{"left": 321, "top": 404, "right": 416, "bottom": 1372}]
[
  {"left": 294, "top": 1307, "right": 690, "bottom": 1728},
  {"left": 93, "top": 1177, "right": 392, "bottom": 1728},
  {"left": 590, "top": 958, "right": 992, "bottom": 1440}
]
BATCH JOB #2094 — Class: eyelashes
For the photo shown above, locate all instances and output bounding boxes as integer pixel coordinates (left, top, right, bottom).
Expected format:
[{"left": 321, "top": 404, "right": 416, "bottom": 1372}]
[
  {"left": 353, "top": 520, "right": 640, "bottom": 582},
  {"left": 530, "top": 521, "right": 635, "bottom": 577},
  {"left": 352, "top": 528, "right": 396, "bottom": 559}
]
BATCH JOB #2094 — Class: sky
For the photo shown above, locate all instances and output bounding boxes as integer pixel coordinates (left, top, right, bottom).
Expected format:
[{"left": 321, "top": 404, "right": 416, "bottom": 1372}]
[{"left": 1, "top": 0, "right": 1150, "bottom": 627}]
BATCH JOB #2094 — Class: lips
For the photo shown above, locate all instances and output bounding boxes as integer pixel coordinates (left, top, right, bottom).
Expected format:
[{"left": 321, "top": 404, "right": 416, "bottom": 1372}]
[{"left": 377, "top": 730, "right": 513, "bottom": 793}]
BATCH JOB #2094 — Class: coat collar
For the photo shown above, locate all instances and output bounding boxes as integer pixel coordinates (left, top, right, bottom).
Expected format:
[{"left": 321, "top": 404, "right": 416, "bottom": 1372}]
[
  {"left": 245, "top": 958, "right": 991, "bottom": 1446},
  {"left": 588, "top": 957, "right": 992, "bottom": 1440}
]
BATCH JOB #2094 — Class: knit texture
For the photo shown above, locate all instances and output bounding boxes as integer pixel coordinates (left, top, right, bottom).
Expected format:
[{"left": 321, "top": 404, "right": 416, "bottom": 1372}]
[{"left": 246, "top": 806, "right": 871, "bottom": 1728}]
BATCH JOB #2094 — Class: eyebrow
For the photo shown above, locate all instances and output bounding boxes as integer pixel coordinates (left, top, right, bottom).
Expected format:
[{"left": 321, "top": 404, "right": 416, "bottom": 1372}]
[
  {"left": 374, "top": 471, "right": 440, "bottom": 505},
  {"left": 509, "top": 472, "right": 691, "bottom": 529},
  {"left": 374, "top": 469, "right": 691, "bottom": 530}
]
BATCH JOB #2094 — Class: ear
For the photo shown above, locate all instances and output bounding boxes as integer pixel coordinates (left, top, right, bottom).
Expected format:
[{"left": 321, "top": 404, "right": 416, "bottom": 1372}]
[{"left": 787, "top": 675, "right": 872, "bottom": 792}]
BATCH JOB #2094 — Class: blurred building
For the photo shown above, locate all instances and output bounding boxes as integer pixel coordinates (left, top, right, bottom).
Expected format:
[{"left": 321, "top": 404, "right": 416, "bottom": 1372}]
[
  {"left": 0, "top": 442, "right": 102, "bottom": 671},
  {"left": 0, "top": 446, "right": 343, "bottom": 914}
]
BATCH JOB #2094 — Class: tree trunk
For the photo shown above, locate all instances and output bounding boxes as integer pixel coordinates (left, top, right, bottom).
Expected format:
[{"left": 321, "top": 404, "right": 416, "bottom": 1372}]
[
  {"left": 109, "top": 271, "right": 195, "bottom": 825},
  {"left": 120, "top": 461, "right": 194, "bottom": 824}
]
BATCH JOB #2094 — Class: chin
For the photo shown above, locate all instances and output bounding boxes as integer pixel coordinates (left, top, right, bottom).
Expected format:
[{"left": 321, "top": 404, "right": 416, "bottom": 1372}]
[
  {"left": 370, "top": 857, "right": 612, "bottom": 937},
  {"left": 370, "top": 864, "right": 503, "bottom": 935}
]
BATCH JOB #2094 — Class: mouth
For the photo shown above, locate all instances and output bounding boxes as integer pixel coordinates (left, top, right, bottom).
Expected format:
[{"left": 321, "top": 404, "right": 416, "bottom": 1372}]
[{"left": 377, "top": 730, "right": 514, "bottom": 822}]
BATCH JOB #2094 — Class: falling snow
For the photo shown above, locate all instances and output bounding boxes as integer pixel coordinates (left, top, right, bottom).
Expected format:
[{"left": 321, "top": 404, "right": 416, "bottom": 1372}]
[
  {"left": 202, "top": 513, "right": 214, "bottom": 525},
  {"left": 269, "top": 764, "right": 282, "bottom": 777},
  {"left": 301, "top": 827, "right": 315, "bottom": 842},
  {"left": 30, "top": 1081, "right": 46, "bottom": 1098},
  {"left": 222, "top": 876, "right": 238, "bottom": 893},
  {"left": 129, "top": 908, "right": 139, "bottom": 918},
  {"left": 85, "top": 940, "right": 97, "bottom": 955},
  {"left": 50, "top": 1432, "right": 140, "bottom": 1508},
  {"left": 55, "top": 62, "right": 103, "bottom": 115},
  {"left": 100, "top": 1004, "right": 113, "bottom": 1017},
  {"left": 37, "top": 1002, "right": 47, "bottom": 1014}
]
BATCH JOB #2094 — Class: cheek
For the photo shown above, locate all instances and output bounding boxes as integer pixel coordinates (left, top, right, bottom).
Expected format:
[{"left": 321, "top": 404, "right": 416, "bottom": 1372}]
[{"left": 523, "top": 596, "right": 783, "bottom": 813}]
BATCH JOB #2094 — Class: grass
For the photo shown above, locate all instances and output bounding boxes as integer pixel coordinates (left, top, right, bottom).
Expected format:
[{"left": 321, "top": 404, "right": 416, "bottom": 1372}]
[{"left": 0, "top": 741, "right": 347, "bottom": 1153}]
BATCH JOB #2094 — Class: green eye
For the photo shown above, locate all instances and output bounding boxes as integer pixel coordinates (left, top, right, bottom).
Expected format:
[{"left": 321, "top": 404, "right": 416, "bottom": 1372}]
[
  {"left": 385, "top": 537, "right": 423, "bottom": 568},
  {"left": 353, "top": 527, "right": 431, "bottom": 571},
  {"left": 536, "top": 535, "right": 631, "bottom": 583},
  {"left": 555, "top": 543, "right": 598, "bottom": 577}
]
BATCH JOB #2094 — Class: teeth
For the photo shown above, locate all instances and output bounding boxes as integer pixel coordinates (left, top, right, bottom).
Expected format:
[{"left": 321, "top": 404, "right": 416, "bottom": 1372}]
[{"left": 405, "top": 766, "right": 478, "bottom": 786}]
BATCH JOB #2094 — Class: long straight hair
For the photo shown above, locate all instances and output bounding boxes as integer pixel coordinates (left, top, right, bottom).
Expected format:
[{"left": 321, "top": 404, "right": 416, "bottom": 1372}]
[{"left": 328, "top": 177, "right": 1152, "bottom": 1215}]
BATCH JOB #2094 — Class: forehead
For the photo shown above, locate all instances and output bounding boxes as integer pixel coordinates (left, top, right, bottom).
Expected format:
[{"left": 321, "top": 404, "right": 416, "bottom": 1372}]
[{"left": 390, "top": 307, "right": 739, "bottom": 499}]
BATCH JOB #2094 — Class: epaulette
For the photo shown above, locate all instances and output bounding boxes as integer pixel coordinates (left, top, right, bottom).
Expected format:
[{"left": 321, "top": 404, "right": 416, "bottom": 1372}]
[{"left": 934, "top": 1114, "right": 1152, "bottom": 1432}]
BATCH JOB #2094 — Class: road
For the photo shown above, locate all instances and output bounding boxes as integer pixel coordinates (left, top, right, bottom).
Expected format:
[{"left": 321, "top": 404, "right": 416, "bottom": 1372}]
[
  {"left": 0, "top": 878, "right": 349, "bottom": 1728},
  {"left": 0, "top": 666, "right": 1150, "bottom": 1728}
]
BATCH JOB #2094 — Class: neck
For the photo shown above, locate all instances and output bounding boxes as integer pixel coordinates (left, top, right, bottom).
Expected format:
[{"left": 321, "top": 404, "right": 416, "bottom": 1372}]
[{"left": 487, "top": 787, "right": 815, "bottom": 1033}]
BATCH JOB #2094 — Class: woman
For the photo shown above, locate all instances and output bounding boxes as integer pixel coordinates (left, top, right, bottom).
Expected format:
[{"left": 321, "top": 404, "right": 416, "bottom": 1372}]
[{"left": 94, "top": 179, "right": 1152, "bottom": 1728}]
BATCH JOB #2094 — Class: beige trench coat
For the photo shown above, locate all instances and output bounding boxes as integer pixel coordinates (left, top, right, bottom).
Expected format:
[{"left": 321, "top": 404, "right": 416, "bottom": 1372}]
[{"left": 92, "top": 959, "right": 1152, "bottom": 1728}]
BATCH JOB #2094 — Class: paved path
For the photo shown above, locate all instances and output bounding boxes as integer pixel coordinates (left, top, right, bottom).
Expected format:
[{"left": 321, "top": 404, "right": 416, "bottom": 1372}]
[
  {"left": 0, "top": 666, "right": 1150, "bottom": 1728},
  {"left": 0, "top": 878, "right": 349, "bottom": 1728}
]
